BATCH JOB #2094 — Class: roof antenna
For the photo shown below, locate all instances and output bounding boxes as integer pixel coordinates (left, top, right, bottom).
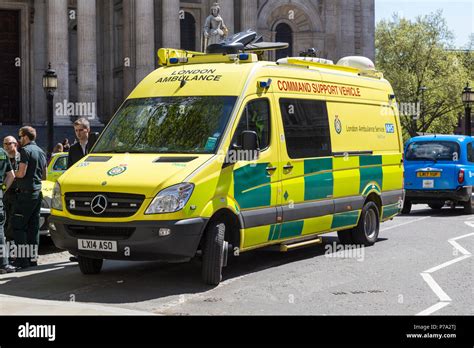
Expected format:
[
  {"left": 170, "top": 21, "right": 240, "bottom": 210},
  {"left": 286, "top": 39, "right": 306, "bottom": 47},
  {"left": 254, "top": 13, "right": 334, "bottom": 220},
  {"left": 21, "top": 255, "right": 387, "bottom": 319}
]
[{"left": 179, "top": 62, "right": 187, "bottom": 88}]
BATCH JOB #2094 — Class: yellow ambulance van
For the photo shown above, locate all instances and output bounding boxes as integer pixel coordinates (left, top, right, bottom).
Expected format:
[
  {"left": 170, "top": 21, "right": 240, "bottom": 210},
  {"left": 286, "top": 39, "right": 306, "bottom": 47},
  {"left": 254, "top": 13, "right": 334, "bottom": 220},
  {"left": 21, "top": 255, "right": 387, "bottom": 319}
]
[{"left": 50, "top": 44, "right": 404, "bottom": 285}]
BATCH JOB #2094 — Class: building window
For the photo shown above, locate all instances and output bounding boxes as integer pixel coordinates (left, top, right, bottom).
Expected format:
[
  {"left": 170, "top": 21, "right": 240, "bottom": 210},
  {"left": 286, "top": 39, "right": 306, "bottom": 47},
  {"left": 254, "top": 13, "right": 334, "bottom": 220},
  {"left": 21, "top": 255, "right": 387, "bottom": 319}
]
[
  {"left": 279, "top": 99, "right": 331, "bottom": 159},
  {"left": 180, "top": 12, "right": 196, "bottom": 51},
  {"left": 275, "top": 23, "right": 293, "bottom": 60}
]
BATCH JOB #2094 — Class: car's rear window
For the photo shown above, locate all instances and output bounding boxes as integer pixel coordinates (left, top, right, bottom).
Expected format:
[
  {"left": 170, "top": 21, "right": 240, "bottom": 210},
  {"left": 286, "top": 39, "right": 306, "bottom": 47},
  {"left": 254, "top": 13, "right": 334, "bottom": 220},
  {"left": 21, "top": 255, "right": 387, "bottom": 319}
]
[{"left": 405, "top": 141, "right": 460, "bottom": 161}]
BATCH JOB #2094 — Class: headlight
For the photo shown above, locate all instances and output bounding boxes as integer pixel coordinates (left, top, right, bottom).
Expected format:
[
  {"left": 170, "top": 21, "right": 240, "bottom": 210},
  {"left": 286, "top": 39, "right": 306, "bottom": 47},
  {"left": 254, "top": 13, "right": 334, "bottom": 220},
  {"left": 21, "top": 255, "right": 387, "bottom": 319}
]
[
  {"left": 145, "top": 183, "right": 194, "bottom": 214},
  {"left": 52, "top": 182, "right": 63, "bottom": 211}
]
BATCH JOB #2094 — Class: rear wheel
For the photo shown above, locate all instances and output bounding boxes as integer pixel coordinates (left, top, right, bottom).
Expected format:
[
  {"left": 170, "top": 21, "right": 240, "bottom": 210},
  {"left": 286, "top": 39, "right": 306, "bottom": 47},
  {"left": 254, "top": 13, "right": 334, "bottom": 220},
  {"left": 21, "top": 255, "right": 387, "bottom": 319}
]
[
  {"left": 429, "top": 203, "right": 444, "bottom": 210},
  {"left": 350, "top": 201, "right": 380, "bottom": 246},
  {"left": 401, "top": 200, "right": 412, "bottom": 215},
  {"left": 77, "top": 256, "right": 103, "bottom": 275},
  {"left": 201, "top": 221, "right": 227, "bottom": 286}
]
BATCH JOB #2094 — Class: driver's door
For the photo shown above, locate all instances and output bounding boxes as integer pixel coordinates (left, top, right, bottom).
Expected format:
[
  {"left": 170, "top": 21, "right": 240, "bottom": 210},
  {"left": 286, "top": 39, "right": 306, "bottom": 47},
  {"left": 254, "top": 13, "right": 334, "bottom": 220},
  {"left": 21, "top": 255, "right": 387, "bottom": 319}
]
[{"left": 229, "top": 96, "right": 282, "bottom": 248}]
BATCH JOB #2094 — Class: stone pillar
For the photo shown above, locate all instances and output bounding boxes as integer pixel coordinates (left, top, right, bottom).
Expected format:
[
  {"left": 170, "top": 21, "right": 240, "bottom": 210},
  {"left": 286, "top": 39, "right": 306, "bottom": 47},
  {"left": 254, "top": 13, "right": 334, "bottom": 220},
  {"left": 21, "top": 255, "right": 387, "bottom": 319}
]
[
  {"left": 47, "top": 0, "right": 69, "bottom": 124},
  {"left": 219, "top": 0, "right": 234, "bottom": 35},
  {"left": 361, "top": 0, "right": 375, "bottom": 61},
  {"left": 123, "top": 0, "right": 136, "bottom": 97},
  {"left": 240, "top": 0, "right": 257, "bottom": 31},
  {"left": 162, "top": 0, "right": 180, "bottom": 48},
  {"left": 77, "top": 0, "right": 98, "bottom": 122},
  {"left": 136, "top": 0, "right": 156, "bottom": 83},
  {"left": 338, "top": 0, "right": 355, "bottom": 59}
]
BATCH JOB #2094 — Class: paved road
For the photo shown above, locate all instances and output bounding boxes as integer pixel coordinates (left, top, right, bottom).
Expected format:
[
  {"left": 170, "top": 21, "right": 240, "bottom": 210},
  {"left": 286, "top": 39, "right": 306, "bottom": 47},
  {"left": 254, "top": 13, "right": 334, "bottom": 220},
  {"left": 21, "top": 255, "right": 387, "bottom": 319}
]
[{"left": 0, "top": 205, "right": 473, "bottom": 316}]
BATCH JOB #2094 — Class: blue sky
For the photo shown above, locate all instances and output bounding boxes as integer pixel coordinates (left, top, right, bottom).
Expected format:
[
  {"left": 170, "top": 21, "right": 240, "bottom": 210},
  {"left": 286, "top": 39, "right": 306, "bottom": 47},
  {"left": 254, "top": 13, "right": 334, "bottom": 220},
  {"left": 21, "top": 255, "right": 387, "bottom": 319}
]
[{"left": 375, "top": 0, "right": 474, "bottom": 48}]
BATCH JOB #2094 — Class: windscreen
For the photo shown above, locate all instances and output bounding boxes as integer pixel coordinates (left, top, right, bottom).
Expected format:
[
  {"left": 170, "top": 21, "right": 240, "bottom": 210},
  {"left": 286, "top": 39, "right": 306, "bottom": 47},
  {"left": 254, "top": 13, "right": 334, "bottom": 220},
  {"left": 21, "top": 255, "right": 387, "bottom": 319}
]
[
  {"left": 93, "top": 96, "right": 237, "bottom": 154},
  {"left": 405, "top": 141, "right": 460, "bottom": 161}
]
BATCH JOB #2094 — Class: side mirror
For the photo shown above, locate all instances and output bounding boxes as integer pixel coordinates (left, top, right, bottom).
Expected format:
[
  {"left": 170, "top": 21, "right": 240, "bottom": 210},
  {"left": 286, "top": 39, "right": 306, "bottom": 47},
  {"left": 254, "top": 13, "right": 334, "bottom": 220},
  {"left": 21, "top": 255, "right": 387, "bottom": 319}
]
[{"left": 241, "top": 130, "right": 260, "bottom": 161}]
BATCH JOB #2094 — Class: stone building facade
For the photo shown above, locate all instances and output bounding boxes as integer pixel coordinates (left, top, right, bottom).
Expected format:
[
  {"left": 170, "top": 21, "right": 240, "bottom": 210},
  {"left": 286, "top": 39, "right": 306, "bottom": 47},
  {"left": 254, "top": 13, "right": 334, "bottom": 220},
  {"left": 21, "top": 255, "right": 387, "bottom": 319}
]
[{"left": 0, "top": 0, "right": 375, "bottom": 126}]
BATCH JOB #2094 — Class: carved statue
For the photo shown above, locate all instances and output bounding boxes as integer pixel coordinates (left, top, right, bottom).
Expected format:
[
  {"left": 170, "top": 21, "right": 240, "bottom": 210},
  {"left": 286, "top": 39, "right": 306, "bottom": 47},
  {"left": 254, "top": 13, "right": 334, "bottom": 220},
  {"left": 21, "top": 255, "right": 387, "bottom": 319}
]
[{"left": 203, "top": 3, "right": 228, "bottom": 50}]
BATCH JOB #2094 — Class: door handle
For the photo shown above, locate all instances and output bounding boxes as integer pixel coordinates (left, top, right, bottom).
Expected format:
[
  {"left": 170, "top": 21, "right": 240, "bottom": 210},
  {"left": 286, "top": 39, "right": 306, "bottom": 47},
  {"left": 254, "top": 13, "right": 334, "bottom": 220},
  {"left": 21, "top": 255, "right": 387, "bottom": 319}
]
[
  {"left": 283, "top": 163, "right": 294, "bottom": 171},
  {"left": 266, "top": 166, "right": 277, "bottom": 175}
]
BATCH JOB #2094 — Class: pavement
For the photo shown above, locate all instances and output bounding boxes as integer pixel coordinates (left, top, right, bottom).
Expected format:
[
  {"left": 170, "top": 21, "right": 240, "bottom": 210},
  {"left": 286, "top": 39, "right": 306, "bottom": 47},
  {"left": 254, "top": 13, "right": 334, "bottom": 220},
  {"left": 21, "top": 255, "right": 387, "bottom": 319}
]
[{"left": 0, "top": 205, "right": 473, "bottom": 316}]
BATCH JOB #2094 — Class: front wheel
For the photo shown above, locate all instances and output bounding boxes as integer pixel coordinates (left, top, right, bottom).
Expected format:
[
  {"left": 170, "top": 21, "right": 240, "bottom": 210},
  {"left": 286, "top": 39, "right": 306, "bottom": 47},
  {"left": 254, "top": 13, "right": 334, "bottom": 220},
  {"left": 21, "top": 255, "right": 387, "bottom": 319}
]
[
  {"left": 201, "top": 221, "right": 227, "bottom": 286},
  {"left": 77, "top": 256, "right": 103, "bottom": 275},
  {"left": 349, "top": 201, "right": 380, "bottom": 246},
  {"left": 401, "top": 200, "right": 412, "bottom": 215}
]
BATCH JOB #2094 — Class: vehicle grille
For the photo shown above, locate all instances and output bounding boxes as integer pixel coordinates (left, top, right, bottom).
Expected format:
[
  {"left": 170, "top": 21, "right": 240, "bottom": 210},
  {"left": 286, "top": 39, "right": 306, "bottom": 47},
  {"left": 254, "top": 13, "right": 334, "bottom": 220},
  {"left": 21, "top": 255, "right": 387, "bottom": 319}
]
[
  {"left": 65, "top": 192, "right": 145, "bottom": 218},
  {"left": 66, "top": 225, "right": 135, "bottom": 240}
]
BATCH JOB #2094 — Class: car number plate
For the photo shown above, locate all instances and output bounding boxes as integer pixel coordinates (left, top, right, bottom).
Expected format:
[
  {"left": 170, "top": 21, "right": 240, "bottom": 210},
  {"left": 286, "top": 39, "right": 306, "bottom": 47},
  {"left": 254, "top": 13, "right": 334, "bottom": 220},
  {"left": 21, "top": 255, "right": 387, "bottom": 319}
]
[
  {"left": 78, "top": 239, "right": 118, "bottom": 252},
  {"left": 422, "top": 180, "right": 435, "bottom": 189},
  {"left": 417, "top": 172, "right": 441, "bottom": 178}
]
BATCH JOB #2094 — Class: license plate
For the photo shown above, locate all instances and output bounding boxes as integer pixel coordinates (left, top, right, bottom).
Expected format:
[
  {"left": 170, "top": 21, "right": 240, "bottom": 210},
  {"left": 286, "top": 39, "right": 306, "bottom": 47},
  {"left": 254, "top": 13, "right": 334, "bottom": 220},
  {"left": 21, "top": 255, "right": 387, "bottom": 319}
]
[
  {"left": 417, "top": 172, "right": 441, "bottom": 178},
  {"left": 423, "top": 180, "right": 435, "bottom": 189},
  {"left": 78, "top": 239, "right": 118, "bottom": 252}
]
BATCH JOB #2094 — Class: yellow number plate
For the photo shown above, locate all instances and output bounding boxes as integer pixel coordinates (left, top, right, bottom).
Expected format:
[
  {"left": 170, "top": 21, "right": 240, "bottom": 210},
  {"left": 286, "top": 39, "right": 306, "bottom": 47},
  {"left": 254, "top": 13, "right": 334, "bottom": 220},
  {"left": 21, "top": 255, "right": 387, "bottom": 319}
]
[{"left": 417, "top": 172, "right": 441, "bottom": 178}]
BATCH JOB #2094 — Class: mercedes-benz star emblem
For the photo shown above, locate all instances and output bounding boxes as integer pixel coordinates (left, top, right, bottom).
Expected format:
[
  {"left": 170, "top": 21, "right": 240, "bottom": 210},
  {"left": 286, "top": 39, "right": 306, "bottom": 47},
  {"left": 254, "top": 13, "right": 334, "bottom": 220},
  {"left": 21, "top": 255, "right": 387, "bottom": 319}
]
[{"left": 91, "top": 195, "right": 108, "bottom": 215}]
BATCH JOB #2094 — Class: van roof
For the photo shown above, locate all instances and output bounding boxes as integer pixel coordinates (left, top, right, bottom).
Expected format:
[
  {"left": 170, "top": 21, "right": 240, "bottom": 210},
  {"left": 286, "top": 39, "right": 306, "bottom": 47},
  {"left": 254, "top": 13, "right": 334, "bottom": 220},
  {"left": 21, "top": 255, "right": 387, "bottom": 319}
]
[{"left": 128, "top": 53, "right": 394, "bottom": 103}]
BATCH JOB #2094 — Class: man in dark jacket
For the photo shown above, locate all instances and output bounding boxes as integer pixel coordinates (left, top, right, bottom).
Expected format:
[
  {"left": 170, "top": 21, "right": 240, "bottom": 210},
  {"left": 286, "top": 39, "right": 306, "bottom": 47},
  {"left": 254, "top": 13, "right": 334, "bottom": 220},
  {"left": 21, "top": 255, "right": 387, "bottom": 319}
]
[
  {"left": 12, "top": 126, "right": 47, "bottom": 269},
  {"left": 67, "top": 118, "right": 93, "bottom": 169}
]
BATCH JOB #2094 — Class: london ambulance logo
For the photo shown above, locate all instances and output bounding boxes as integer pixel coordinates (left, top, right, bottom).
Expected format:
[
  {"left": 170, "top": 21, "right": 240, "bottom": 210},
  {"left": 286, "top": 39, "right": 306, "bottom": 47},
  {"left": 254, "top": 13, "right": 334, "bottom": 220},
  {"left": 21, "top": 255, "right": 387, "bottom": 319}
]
[
  {"left": 335, "top": 116, "right": 342, "bottom": 134},
  {"left": 107, "top": 166, "right": 127, "bottom": 177}
]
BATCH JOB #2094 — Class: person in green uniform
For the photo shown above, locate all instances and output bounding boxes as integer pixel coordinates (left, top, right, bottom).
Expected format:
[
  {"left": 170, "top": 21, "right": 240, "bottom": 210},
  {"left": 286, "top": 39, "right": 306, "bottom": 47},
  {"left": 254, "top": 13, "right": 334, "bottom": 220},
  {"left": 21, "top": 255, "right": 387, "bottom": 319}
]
[
  {"left": 3, "top": 136, "right": 20, "bottom": 242},
  {"left": 12, "top": 127, "right": 47, "bottom": 269},
  {"left": 0, "top": 146, "right": 16, "bottom": 274}
]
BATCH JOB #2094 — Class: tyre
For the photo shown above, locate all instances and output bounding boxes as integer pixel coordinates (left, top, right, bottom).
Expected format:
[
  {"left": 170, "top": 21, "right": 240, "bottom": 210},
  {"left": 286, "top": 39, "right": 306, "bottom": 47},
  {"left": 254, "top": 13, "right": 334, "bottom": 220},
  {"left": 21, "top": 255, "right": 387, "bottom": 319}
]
[
  {"left": 201, "top": 221, "right": 227, "bottom": 286},
  {"left": 401, "top": 200, "right": 412, "bottom": 215},
  {"left": 428, "top": 203, "right": 444, "bottom": 210},
  {"left": 337, "top": 230, "right": 354, "bottom": 245},
  {"left": 349, "top": 201, "right": 380, "bottom": 246},
  {"left": 77, "top": 256, "right": 103, "bottom": 275},
  {"left": 463, "top": 200, "right": 474, "bottom": 214}
]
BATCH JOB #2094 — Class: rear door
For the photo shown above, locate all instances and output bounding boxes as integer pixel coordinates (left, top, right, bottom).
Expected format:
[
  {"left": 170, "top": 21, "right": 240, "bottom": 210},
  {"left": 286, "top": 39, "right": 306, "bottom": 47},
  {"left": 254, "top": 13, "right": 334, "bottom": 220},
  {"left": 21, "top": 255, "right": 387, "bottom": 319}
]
[{"left": 404, "top": 141, "right": 460, "bottom": 190}]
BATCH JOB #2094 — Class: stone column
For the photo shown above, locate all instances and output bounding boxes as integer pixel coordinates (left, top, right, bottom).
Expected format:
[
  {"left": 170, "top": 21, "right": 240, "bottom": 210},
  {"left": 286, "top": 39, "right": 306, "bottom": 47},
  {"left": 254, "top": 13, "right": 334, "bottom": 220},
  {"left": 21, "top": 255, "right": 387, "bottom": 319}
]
[
  {"left": 47, "top": 0, "right": 69, "bottom": 124},
  {"left": 77, "top": 0, "right": 98, "bottom": 122},
  {"left": 360, "top": 0, "right": 375, "bottom": 61},
  {"left": 123, "top": 0, "right": 136, "bottom": 97},
  {"left": 219, "top": 0, "right": 234, "bottom": 36},
  {"left": 338, "top": 0, "right": 356, "bottom": 59},
  {"left": 136, "top": 0, "right": 156, "bottom": 83},
  {"left": 240, "top": 0, "right": 257, "bottom": 31},
  {"left": 162, "top": 0, "right": 180, "bottom": 48}
]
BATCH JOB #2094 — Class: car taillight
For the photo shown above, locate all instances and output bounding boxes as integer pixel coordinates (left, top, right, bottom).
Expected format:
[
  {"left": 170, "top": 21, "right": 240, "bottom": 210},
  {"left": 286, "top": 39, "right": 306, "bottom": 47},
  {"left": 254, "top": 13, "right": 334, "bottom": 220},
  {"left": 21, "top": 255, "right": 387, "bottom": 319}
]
[{"left": 458, "top": 169, "right": 465, "bottom": 184}]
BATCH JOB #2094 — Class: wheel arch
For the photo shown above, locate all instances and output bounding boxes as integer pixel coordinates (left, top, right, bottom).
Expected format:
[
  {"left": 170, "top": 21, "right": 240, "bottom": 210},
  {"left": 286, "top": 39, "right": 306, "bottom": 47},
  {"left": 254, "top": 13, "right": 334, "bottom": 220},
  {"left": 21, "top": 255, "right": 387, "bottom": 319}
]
[{"left": 199, "top": 208, "right": 242, "bottom": 251}]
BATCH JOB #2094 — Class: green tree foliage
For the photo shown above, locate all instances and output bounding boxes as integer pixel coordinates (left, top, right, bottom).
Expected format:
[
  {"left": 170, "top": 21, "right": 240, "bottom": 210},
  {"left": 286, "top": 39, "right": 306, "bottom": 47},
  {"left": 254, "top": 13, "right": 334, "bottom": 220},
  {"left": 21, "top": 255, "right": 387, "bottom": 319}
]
[{"left": 376, "top": 11, "right": 470, "bottom": 140}]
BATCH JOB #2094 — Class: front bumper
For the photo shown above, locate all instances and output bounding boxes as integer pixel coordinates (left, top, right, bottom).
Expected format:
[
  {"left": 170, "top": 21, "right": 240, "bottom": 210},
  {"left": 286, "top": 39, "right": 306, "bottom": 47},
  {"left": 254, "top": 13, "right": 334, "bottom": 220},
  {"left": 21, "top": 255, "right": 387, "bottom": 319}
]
[
  {"left": 405, "top": 187, "right": 472, "bottom": 204},
  {"left": 49, "top": 216, "right": 208, "bottom": 261}
]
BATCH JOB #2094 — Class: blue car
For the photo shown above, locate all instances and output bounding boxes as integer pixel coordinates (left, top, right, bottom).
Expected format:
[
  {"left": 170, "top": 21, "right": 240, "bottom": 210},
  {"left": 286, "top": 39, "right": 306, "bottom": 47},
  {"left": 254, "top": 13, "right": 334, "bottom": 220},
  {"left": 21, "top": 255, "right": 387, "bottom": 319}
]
[{"left": 403, "top": 135, "right": 474, "bottom": 214}]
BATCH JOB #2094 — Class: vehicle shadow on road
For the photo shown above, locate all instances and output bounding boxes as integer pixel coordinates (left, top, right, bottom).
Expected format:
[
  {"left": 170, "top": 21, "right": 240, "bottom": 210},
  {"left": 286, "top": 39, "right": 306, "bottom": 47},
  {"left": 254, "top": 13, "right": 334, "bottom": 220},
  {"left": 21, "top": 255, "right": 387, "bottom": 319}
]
[{"left": 0, "top": 235, "right": 384, "bottom": 306}]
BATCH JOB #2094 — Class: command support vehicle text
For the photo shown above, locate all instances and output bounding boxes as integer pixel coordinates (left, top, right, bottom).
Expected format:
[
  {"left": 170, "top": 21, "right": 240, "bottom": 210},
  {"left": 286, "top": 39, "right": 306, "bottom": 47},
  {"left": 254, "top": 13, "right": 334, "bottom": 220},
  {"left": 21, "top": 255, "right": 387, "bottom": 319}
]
[
  {"left": 403, "top": 135, "right": 474, "bottom": 214},
  {"left": 49, "top": 48, "right": 404, "bottom": 285}
]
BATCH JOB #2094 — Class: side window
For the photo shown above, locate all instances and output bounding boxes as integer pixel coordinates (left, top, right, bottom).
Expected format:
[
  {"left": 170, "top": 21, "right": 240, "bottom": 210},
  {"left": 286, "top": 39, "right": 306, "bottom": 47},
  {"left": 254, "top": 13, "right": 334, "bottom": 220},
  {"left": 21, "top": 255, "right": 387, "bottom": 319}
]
[
  {"left": 53, "top": 156, "right": 68, "bottom": 171},
  {"left": 279, "top": 99, "right": 331, "bottom": 159},
  {"left": 468, "top": 143, "right": 474, "bottom": 163},
  {"left": 231, "top": 99, "right": 271, "bottom": 150}
]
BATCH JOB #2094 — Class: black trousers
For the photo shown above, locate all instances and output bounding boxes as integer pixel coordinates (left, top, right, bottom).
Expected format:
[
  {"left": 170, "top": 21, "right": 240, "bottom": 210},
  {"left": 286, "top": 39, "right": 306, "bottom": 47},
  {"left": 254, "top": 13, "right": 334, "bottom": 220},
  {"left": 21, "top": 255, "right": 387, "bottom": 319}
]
[{"left": 13, "top": 191, "right": 42, "bottom": 266}]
